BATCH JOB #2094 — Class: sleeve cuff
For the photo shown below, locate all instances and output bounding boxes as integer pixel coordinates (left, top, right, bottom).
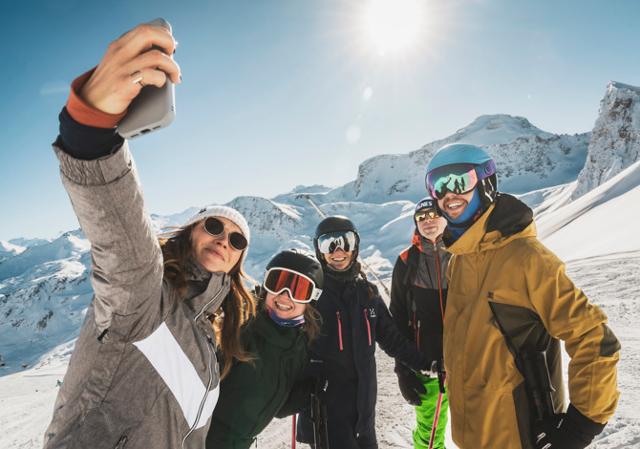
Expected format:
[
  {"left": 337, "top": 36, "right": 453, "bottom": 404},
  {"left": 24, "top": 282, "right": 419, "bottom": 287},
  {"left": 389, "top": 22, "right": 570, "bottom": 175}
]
[
  {"left": 567, "top": 403, "right": 606, "bottom": 437},
  {"left": 66, "top": 68, "right": 127, "bottom": 128}
]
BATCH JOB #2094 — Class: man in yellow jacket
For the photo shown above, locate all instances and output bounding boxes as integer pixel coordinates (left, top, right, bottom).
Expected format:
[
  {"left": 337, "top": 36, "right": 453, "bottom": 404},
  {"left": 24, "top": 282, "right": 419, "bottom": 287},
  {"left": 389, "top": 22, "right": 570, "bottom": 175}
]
[{"left": 424, "top": 143, "right": 620, "bottom": 449}]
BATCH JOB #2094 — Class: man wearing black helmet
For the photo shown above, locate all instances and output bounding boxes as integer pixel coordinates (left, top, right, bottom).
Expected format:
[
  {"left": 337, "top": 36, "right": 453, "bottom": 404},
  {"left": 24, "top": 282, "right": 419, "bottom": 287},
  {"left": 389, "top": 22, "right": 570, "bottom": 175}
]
[
  {"left": 424, "top": 143, "right": 620, "bottom": 449},
  {"left": 206, "top": 250, "right": 323, "bottom": 449},
  {"left": 390, "top": 197, "right": 450, "bottom": 449},
  {"left": 296, "top": 216, "right": 428, "bottom": 449}
]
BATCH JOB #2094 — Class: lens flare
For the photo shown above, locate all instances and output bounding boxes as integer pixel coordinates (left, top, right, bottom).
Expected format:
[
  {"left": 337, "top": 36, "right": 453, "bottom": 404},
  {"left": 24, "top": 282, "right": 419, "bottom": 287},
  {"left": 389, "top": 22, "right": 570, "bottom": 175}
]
[{"left": 362, "top": 0, "right": 424, "bottom": 55}]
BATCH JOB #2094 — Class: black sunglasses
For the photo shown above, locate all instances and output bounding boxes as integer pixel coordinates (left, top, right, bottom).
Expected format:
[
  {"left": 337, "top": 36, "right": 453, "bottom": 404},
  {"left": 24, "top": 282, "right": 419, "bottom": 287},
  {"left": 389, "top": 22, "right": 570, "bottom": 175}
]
[{"left": 203, "top": 217, "right": 248, "bottom": 251}]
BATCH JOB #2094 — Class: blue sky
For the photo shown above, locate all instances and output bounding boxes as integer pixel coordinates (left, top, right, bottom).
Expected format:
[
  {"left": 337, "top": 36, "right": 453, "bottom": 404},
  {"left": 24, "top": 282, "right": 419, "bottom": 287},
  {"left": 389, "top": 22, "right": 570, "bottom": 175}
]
[{"left": 1, "top": 0, "right": 639, "bottom": 241}]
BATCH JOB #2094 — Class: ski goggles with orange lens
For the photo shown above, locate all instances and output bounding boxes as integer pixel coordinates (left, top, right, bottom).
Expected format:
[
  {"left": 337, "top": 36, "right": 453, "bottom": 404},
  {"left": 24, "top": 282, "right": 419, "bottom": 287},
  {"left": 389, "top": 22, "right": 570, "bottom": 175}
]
[
  {"left": 414, "top": 209, "right": 440, "bottom": 222},
  {"left": 263, "top": 267, "right": 322, "bottom": 303},
  {"left": 317, "top": 231, "right": 358, "bottom": 255},
  {"left": 203, "top": 217, "right": 248, "bottom": 251}
]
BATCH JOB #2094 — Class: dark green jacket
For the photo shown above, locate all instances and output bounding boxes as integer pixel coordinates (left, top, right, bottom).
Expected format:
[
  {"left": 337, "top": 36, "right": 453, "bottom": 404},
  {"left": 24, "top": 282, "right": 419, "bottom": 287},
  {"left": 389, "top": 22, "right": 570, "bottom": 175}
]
[{"left": 205, "top": 310, "right": 308, "bottom": 449}]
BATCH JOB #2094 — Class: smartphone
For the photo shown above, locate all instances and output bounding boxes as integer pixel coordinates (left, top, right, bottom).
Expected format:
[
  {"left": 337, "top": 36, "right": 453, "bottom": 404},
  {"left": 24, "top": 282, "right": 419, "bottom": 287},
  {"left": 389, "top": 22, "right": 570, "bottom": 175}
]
[{"left": 117, "top": 18, "right": 176, "bottom": 139}]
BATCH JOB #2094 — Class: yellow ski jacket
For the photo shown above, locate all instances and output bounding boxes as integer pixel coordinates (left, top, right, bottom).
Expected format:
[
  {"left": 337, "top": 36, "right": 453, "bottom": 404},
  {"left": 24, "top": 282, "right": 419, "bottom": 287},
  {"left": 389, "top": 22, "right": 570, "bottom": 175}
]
[{"left": 443, "top": 194, "right": 620, "bottom": 449}]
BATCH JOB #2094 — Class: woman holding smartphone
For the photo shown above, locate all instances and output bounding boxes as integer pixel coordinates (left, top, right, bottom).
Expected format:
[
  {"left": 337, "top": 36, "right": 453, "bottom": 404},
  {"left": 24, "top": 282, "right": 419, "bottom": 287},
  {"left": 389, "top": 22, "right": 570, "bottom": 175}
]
[{"left": 43, "top": 22, "right": 255, "bottom": 449}]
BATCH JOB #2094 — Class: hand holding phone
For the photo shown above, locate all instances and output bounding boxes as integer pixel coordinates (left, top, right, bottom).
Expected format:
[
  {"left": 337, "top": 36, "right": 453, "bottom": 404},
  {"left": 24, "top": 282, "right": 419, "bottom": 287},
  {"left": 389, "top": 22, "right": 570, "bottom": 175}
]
[
  {"left": 117, "top": 18, "right": 177, "bottom": 138},
  {"left": 78, "top": 19, "right": 180, "bottom": 136}
]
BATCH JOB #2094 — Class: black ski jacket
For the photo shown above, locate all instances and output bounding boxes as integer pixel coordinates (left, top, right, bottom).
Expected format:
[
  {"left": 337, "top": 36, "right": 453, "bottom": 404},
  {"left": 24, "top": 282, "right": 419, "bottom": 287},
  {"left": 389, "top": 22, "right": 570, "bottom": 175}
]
[
  {"left": 389, "top": 232, "right": 450, "bottom": 367},
  {"left": 298, "top": 269, "right": 427, "bottom": 440}
]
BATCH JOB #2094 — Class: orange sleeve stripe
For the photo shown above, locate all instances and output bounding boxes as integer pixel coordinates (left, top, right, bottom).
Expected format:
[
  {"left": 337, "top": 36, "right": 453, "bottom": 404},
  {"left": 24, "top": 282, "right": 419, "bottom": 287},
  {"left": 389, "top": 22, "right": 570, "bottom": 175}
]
[{"left": 66, "top": 68, "right": 127, "bottom": 128}]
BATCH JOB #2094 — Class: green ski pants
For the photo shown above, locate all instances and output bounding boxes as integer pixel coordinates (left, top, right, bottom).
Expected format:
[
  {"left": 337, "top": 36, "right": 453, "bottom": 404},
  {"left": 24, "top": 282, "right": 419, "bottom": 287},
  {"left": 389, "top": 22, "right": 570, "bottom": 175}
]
[{"left": 413, "top": 375, "right": 448, "bottom": 449}]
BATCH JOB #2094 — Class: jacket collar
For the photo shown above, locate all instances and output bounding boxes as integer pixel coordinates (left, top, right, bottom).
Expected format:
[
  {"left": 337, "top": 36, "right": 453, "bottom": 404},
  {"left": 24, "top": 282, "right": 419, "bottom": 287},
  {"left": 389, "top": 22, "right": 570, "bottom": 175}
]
[
  {"left": 184, "top": 259, "right": 231, "bottom": 320},
  {"left": 446, "top": 193, "right": 536, "bottom": 256},
  {"left": 253, "top": 309, "right": 304, "bottom": 349},
  {"left": 412, "top": 231, "right": 446, "bottom": 254}
]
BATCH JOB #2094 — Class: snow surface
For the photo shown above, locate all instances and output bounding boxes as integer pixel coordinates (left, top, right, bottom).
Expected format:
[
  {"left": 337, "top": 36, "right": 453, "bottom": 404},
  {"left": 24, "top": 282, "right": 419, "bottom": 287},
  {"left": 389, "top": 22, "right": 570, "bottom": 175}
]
[{"left": 1, "top": 99, "right": 639, "bottom": 448}]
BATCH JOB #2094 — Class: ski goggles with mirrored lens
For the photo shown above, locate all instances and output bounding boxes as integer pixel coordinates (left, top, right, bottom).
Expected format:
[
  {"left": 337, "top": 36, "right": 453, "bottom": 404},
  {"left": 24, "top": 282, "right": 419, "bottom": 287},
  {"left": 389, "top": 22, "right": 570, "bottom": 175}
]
[
  {"left": 414, "top": 209, "right": 440, "bottom": 222},
  {"left": 426, "top": 163, "right": 481, "bottom": 200},
  {"left": 317, "top": 231, "right": 358, "bottom": 255},
  {"left": 203, "top": 217, "right": 248, "bottom": 251},
  {"left": 263, "top": 267, "right": 322, "bottom": 303}
]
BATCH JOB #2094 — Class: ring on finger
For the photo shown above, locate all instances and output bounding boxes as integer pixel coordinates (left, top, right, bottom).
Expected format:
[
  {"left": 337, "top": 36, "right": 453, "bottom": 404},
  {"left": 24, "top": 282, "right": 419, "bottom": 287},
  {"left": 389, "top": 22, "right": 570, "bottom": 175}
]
[{"left": 130, "top": 70, "right": 145, "bottom": 87}]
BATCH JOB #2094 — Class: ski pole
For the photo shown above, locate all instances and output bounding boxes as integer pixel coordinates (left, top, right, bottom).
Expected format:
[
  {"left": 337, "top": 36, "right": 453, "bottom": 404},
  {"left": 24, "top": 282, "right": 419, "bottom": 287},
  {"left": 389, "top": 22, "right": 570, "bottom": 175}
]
[
  {"left": 291, "top": 414, "right": 296, "bottom": 449},
  {"left": 428, "top": 364, "right": 447, "bottom": 449},
  {"left": 428, "top": 391, "right": 444, "bottom": 449}
]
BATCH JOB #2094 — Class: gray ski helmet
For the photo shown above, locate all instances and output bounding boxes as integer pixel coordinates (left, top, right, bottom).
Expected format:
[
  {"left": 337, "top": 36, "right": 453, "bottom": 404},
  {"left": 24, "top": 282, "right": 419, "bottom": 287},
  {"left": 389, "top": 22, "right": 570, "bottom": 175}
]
[
  {"left": 313, "top": 215, "right": 360, "bottom": 265},
  {"left": 265, "top": 249, "right": 324, "bottom": 291}
]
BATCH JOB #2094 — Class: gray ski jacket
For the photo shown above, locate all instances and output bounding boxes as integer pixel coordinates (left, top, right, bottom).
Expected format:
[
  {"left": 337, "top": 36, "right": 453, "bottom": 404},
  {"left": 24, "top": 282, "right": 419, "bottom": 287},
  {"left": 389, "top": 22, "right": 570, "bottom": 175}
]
[{"left": 43, "top": 142, "right": 230, "bottom": 449}]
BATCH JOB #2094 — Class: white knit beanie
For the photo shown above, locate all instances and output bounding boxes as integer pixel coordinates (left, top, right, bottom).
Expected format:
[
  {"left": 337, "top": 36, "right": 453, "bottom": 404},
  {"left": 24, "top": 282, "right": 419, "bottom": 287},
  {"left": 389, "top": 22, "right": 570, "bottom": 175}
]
[{"left": 160, "top": 205, "right": 250, "bottom": 244}]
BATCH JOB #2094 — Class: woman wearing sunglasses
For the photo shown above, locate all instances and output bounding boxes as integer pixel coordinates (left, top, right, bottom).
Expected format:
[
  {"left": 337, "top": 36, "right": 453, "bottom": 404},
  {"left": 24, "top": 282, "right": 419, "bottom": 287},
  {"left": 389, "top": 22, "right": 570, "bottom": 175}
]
[
  {"left": 205, "top": 250, "right": 323, "bottom": 449},
  {"left": 43, "top": 22, "right": 255, "bottom": 449},
  {"left": 296, "top": 216, "right": 428, "bottom": 449}
]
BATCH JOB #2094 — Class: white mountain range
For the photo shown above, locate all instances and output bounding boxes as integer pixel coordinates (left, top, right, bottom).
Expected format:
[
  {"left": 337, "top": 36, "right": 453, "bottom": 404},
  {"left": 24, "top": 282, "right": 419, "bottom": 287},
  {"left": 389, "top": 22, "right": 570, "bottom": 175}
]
[{"left": 1, "top": 81, "right": 639, "bottom": 449}]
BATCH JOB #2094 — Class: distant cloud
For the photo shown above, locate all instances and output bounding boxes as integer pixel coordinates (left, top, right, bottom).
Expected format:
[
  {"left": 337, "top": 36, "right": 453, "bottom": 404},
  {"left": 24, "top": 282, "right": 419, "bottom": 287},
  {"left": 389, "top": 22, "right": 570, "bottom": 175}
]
[{"left": 40, "top": 82, "right": 69, "bottom": 96}]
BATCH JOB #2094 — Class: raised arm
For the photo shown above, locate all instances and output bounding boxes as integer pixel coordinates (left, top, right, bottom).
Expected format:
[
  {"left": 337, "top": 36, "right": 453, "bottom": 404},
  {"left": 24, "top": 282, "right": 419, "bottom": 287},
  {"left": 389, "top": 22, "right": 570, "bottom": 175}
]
[{"left": 54, "top": 22, "right": 180, "bottom": 334}]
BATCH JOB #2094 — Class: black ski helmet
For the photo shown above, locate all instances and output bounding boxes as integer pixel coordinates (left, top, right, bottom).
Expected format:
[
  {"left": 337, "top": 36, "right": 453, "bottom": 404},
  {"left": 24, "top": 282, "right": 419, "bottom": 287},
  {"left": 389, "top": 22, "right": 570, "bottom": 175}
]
[
  {"left": 413, "top": 196, "right": 440, "bottom": 227},
  {"left": 265, "top": 249, "right": 324, "bottom": 291},
  {"left": 313, "top": 216, "right": 360, "bottom": 269}
]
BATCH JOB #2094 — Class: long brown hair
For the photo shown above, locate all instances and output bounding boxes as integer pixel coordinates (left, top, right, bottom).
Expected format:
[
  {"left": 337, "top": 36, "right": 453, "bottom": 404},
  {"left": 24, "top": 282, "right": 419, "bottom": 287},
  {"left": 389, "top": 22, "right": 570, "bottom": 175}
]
[{"left": 160, "top": 224, "right": 256, "bottom": 380}]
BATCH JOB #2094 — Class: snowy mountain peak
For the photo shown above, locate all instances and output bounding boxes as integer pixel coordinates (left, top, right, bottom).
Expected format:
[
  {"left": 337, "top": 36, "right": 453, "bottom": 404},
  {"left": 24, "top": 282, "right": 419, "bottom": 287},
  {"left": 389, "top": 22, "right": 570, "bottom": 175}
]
[
  {"left": 446, "top": 114, "right": 552, "bottom": 147},
  {"left": 320, "top": 114, "right": 588, "bottom": 203},
  {"left": 608, "top": 80, "right": 640, "bottom": 94},
  {"left": 573, "top": 81, "right": 640, "bottom": 199}
]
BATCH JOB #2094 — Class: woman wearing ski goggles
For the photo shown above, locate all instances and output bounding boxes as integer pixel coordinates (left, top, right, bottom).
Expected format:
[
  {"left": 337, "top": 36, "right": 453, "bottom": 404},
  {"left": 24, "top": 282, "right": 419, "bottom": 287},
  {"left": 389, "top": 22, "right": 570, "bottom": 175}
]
[
  {"left": 315, "top": 230, "right": 359, "bottom": 272},
  {"left": 206, "top": 250, "right": 323, "bottom": 449}
]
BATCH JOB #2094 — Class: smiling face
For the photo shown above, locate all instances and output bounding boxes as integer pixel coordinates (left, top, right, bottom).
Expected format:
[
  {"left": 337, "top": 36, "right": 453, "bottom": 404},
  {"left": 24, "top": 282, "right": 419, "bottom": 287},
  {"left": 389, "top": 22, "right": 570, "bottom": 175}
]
[
  {"left": 323, "top": 248, "right": 354, "bottom": 271},
  {"left": 416, "top": 214, "right": 447, "bottom": 242},
  {"left": 190, "top": 217, "right": 244, "bottom": 274},
  {"left": 437, "top": 190, "right": 475, "bottom": 221},
  {"left": 265, "top": 291, "right": 307, "bottom": 319}
]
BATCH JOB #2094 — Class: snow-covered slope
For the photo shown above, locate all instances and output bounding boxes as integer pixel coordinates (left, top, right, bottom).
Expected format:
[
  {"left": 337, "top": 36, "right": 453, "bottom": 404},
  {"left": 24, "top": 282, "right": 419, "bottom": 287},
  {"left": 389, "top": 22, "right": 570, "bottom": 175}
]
[
  {"left": 538, "top": 159, "right": 640, "bottom": 261},
  {"left": 573, "top": 81, "right": 640, "bottom": 199}
]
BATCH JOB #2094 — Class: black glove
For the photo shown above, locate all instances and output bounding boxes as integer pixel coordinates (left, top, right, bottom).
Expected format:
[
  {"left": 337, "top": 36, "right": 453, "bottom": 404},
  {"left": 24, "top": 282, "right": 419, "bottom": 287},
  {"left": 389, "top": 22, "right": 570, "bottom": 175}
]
[
  {"left": 395, "top": 361, "right": 426, "bottom": 406},
  {"left": 534, "top": 404, "right": 605, "bottom": 449}
]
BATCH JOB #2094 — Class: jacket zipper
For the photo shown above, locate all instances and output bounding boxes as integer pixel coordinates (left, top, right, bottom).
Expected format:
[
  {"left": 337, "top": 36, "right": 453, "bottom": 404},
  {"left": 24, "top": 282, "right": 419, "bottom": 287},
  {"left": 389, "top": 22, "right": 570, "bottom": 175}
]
[
  {"left": 336, "top": 311, "right": 344, "bottom": 351},
  {"left": 194, "top": 276, "right": 227, "bottom": 321},
  {"left": 114, "top": 435, "right": 128, "bottom": 449},
  {"left": 181, "top": 332, "right": 216, "bottom": 448},
  {"left": 363, "top": 309, "right": 372, "bottom": 346},
  {"left": 434, "top": 244, "right": 445, "bottom": 323}
]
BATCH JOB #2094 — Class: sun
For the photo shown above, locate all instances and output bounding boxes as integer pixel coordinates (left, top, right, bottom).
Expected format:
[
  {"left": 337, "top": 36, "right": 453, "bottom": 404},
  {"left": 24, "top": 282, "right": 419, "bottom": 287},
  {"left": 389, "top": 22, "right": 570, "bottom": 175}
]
[{"left": 361, "top": 0, "right": 425, "bottom": 56}]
